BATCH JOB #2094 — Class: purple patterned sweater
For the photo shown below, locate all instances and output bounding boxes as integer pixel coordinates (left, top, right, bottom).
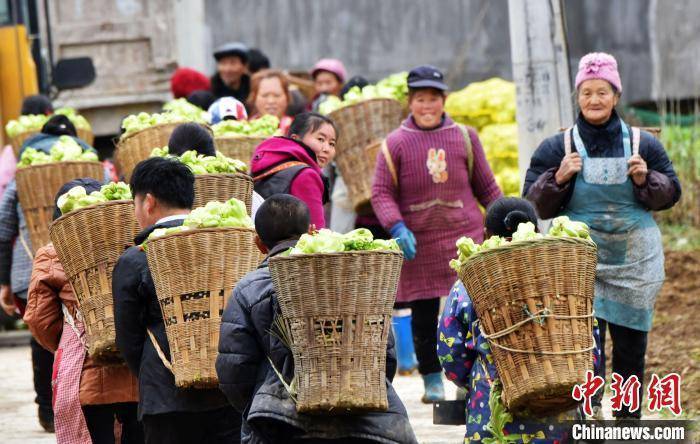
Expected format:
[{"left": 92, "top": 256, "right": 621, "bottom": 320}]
[{"left": 371, "top": 115, "right": 502, "bottom": 302}]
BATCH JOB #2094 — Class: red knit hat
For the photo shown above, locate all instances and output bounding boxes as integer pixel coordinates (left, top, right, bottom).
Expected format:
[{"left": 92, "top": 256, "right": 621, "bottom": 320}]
[{"left": 170, "top": 67, "right": 211, "bottom": 99}]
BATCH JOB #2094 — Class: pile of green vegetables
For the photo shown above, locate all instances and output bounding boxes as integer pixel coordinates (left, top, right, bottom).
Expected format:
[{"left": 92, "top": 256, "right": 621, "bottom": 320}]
[
  {"left": 17, "top": 136, "right": 98, "bottom": 168},
  {"left": 150, "top": 147, "right": 248, "bottom": 174},
  {"left": 147, "top": 198, "right": 253, "bottom": 242},
  {"left": 121, "top": 99, "right": 209, "bottom": 137},
  {"left": 5, "top": 107, "right": 91, "bottom": 138},
  {"left": 449, "top": 217, "right": 592, "bottom": 271},
  {"left": 318, "top": 72, "right": 408, "bottom": 115},
  {"left": 211, "top": 115, "right": 279, "bottom": 137},
  {"left": 57, "top": 182, "right": 132, "bottom": 215},
  {"left": 287, "top": 228, "right": 400, "bottom": 255}
]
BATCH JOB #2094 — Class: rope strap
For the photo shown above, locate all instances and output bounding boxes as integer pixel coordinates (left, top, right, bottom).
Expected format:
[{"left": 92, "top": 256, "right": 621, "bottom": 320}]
[{"left": 147, "top": 329, "right": 174, "bottom": 373}]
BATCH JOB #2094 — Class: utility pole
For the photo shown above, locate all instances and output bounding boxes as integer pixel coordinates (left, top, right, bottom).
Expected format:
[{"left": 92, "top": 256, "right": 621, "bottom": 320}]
[{"left": 508, "top": 0, "right": 574, "bottom": 187}]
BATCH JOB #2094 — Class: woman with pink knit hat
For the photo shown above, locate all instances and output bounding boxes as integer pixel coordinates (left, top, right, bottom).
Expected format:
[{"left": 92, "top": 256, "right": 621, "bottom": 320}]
[
  {"left": 308, "top": 58, "right": 347, "bottom": 112},
  {"left": 524, "top": 52, "right": 681, "bottom": 419}
]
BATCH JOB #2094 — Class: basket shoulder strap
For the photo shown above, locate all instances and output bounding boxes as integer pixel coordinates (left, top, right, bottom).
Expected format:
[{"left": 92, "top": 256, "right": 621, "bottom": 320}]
[
  {"left": 564, "top": 127, "right": 573, "bottom": 156},
  {"left": 252, "top": 161, "right": 308, "bottom": 182},
  {"left": 457, "top": 124, "right": 474, "bottom": 179},
  {"left": 381, "top": 140, "right": 399, "bottom": 188},
  {"left": 147, "top": 328, "right": 174, "bottom": 374},
  {"left": 632, "top": 126, "right": 641, "bottom": 156}
]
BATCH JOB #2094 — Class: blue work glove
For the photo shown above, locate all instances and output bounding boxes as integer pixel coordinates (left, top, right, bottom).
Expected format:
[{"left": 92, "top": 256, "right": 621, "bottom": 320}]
[{"left": 390, "top": 222, "right": 417, "bottom": 260}]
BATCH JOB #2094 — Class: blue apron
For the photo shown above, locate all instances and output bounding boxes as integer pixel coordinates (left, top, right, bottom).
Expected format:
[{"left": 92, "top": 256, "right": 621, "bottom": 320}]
[{"left": 562, "top": 122, "right": 664, "bottom": 332}]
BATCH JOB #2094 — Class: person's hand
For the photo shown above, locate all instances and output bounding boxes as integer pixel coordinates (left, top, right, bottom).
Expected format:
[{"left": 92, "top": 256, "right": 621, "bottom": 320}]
[
  {"left": 0, "top": 285, "right": 15, "bottom": 316},
  {"left": 555, "top": 152, "right": 583, "bottom": 185},
  {"left": 628, "top": 154, "right": 648, "bottom": 186},
  {"left": 390, "top": 222, "right": 417, "bottom": 260}
]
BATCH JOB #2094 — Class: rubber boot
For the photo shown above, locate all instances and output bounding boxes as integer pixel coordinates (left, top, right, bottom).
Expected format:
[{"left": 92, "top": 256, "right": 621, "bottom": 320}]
[
  {"left": 421, "top": 372, "right": 445, "bottom": 403},
  {"left": 392, "top": 309, "right": 418, "bottom": 375}
]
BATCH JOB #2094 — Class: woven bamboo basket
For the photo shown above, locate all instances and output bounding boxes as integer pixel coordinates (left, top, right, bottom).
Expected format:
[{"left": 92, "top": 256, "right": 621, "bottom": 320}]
[
  {"left": 49, "top": 201, "right": 139, "bottom": 364},
  {"left": 10, "top": 130, "right": 40, "bottom": 158},
  {"left": 193, "top": 173, "right": 253, "bottom": 213},
  {"left": 213, "top": 136, "right": 266, "bottom": 167},
  {"left": 269, "top": 250, "right": 403, "bottom": 413},
  {"left": 76, "top": 127, "right": 95, "bottom": 146},
  {"left": 329, "top": 99, "right": 403, "bottom": 214},
  {"left": 146, "top": 227, "right": 259, "bottom": 388},
  {"left": 116, "top": 123, "right": 187, "bottom": 181},
  {"left": 15, "top": 161, "right": 103, "bottom": 254},
  {"left": 457, "top": 236, "right": 598, "bottom": 415}
]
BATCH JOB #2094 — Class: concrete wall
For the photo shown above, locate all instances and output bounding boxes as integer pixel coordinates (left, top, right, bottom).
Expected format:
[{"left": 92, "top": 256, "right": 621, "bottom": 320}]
[{"left": 204, "top": 0, "right": 700, "bottom": 104}]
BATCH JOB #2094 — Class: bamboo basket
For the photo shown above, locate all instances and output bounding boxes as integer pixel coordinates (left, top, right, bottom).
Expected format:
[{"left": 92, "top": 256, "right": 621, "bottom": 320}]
[
  {"left": 146, "top": 227, "right": 259, "bottom": 388},
  {"left": 328, "top": 99, "right": 403, "bottom": 214},
  {"left": 214, "top": 136, "right": 267, "bottom": 167},
  {"left": 457, "top": 236, "right": 597, "bottom": 415},
  {"left": 15, "top": 161, "right": 103, "bottom": 254},
  {"left": 49, "top": 201, "right": 139, "bottom": 364},
  {"left": 76, "top": 127, "right": 95, "bottom": 146},
  {"left": 193, "top": 173, "right": 253, "bottom": 213},
  {"left": 10, "top": 130, "right": 40, "bottom": 158},
  {"left": 269, "top": 250, "right": 403, "bottom": 413}
]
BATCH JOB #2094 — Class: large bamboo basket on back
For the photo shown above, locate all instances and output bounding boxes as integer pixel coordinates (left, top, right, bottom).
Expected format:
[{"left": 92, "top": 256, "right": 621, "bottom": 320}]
[
  {"left": 269, "top": 250, "right": 403, "bottom": 413},
  {"left": 457, "top": 236, "right": 597, "bottom": 415},
  {"left": 49, "top": 201, "right": 139, "bottom": 364},
  {"left": 146, "top": 227, "right": 259, "bottom": 388},
  {"left": 15, "top": 161, "right": 103, "bottom": 254},
  {"left": 214, "top": 136, "right": 266, "bottom": 167},
  {"left": 76, "top": 127, "right": 95, "bottom": 146},
  {"left": 193, "top": 173, "right": 253, "bottom": 212},
  {"left": 10, "top": 130, "right": 40, "bottom": 158},
  {"left": 328, "top": 99, "right": 403, "bottom": 214}
]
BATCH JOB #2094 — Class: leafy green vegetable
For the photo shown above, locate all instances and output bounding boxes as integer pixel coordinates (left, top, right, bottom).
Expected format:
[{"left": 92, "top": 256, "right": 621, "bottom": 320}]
[
  {"left": 146, "top": 198, "right": 253, "bottom": 242},
  {"left": 18, "top": 136, "right": 98, "bottom": 168},
  {"left": 57, "top": 181, "right": 132, "bottom": 215},
  {"left": 450, "top": 219, "right": 593, "bottom": 271},
  {"left": 288, "top": 228, "right": 401, "bottom": 255},
  {"left": 150, "top": 147, "right": 248, "bottom": 174},
  {"left": 121, "top": 100, "right": 209, "bottom": 137},
  {"left": 5, "top": 108, "right": 91, "bottom": 138},
  {"left": 482, "top": 381, "right": 519, "bottom": 444},
  {"left": 211, "top": 115, "right": 279, "bottom": 137},
  {"left": 318, "top": 72, "right": 408, "bottom": 115}
]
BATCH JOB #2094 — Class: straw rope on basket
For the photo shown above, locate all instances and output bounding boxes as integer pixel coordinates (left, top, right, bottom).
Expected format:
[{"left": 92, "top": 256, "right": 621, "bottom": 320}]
[
  {"left": 193, "top": 173, "right": 253, "bottom": 212},
  {"left": 213, "top": 136, "right": 267, "bottom": 167},
  {"left": 457, "top": 236, "right": 598, "bottom": 416},
  {"left": 10, "top": 130, "right": 40, "bottom": 158},
  {"left": 328, "top": 99, "right": 403, "bottom": 214},
  {"left": 145, "top": 227, "right": 260, "bottom": 388},
  {"left": 268, "top": 250, "right": 403, "bottom": 413},
  {"left": 15, "top": 161, "right": 104, "bottom": 255},
  {"left": 49, "top": 201, "right": 139, "bottom": 364}
]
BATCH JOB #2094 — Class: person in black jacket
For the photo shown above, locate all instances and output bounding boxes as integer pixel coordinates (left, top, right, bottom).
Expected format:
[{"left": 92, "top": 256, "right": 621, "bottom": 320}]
[
  {"left": 210, "top": 42, "right": 251, "bottom": 105},
  {"left": 112, "top": 157, "right": 240, "bottom": 444},
  {"left": 216, "top": 194, "right": 417, "bottom": 444}
]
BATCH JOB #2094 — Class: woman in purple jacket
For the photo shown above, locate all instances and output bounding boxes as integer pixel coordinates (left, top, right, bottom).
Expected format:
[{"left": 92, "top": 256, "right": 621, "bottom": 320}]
[{"left": 372, "top": 65, "right": 502, "bottom": 402}]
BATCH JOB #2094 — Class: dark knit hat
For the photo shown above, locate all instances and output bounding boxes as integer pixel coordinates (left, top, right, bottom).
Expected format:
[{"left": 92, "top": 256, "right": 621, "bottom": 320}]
[
  {"left": 168, "top": 122, "right": 215, "bottom": 157},
  {"left": 41, "top": 114, "right": 77, "bottom": 137},
  {"left": 186, "top": 90, "right": 217, "bottom": 111}
]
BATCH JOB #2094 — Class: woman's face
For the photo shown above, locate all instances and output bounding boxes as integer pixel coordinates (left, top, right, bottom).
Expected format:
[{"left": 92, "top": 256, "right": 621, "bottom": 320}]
[
  {"left": 255, "top": 77, "right": 289, "bottom": 119},
  {"left": 409, "top": 89, "right": 445, "bottom": 129},
  {"left": 300, "top": 123, "right": 336, "bottom": 168},
  {"left": 578, "top": 79, "right": 619, "bottom": 125},
  {"left": 314, "top": 71, "right": 342, "bottom": 97}
]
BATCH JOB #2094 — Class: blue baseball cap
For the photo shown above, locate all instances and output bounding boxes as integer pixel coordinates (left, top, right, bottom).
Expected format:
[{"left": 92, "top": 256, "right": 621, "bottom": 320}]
[{"left": 407, "top": 65, "right": 448, "bottom": 91}]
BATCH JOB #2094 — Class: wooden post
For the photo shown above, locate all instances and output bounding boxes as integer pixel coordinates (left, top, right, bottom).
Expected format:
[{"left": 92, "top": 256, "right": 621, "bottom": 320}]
[{"left": 508, "top": 0, "right": 574, "bottom": 187}]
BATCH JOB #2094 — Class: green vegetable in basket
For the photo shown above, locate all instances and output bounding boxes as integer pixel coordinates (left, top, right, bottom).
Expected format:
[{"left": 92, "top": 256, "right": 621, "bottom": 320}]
[
  {"left": 17, "top": 147, "right": 51, "bottom": 168},
  {"left": 511, "top": 222, "right": 542, "bottom": 242},
  {"left": 288, "top": 228, "right": 401, "bottom": 255},
  {"left": 317, "top": 72, "right": 408, "bottom": 115},
  {"left": 57, "top": 181, "right": 132, "bottom": 215},
  {"left": 162, "top": 98, "right": 211, "bottom": 123},
  {"left": 549, "top": 216, "right": 591, "bottom": 240},
  {"left": 55, "top": 107, "right": 92, "bottom": 131},
  {"left": 18, "top": 136, "right": 98, "bottom": 168},
  {"left": 211, "top": 114, "right": 279, "bottom": 137},
  {"left": 121, "top": 101, "right": 209, "bottom": 137},
  {"left": 150, "top": 147, "right": 248, "bottom": 174},
  {"left": 5, "top": 108, "right": 91, "bottom": 138}
]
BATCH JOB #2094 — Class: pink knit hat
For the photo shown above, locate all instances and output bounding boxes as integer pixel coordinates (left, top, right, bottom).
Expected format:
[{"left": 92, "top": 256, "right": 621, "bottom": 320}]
[
  {"left": 310, "top": 58, "right": 347, "bottom": 83},
  {"left": 575, "top": 52, "right": 622, "bottom": 93}
]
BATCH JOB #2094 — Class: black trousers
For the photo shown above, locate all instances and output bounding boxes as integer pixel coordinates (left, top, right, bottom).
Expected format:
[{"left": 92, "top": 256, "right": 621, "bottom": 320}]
[
  {"left": 31, "top": 337, "right": 53, "bottom": 415},
  {"left": 395, "top": 298, "right": 442, "bottom": 375},
  {"left": 142, "top": 406, "right": 241, "bottom": 444},
  {"left": 82, "top": 402, "right": 143, "bottom": 444},
  {"left": 596, "top": 318, "right": 648, "bottom": 418}
]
